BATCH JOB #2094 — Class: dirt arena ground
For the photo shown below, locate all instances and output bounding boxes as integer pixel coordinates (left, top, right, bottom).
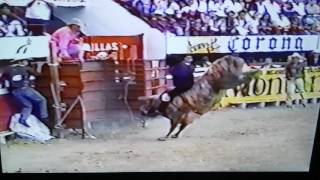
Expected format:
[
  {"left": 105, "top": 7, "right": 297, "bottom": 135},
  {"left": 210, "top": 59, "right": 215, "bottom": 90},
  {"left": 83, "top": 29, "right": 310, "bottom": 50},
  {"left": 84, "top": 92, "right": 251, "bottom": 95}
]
[{"left": 1, "top": 103, "right": 319, "bottom": 173}]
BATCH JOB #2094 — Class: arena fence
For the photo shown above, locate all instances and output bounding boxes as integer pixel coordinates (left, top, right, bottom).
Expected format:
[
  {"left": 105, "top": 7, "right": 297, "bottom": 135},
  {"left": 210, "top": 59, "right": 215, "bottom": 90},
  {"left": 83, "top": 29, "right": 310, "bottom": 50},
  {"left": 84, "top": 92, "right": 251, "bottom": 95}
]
[{"left": 33, "top": 59, "right": 168, "bottom": 137}]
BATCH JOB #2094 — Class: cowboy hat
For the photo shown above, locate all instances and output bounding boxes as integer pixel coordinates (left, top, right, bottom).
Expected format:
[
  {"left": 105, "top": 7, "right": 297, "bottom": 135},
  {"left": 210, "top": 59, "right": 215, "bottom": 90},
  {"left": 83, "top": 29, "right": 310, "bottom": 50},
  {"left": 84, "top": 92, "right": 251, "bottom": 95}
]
[
  {"left": 68, "top": 18, "right": 85, "bottom": 29},
  {"left": 290, "top": 52, "right": 303, "bottom": 58}
]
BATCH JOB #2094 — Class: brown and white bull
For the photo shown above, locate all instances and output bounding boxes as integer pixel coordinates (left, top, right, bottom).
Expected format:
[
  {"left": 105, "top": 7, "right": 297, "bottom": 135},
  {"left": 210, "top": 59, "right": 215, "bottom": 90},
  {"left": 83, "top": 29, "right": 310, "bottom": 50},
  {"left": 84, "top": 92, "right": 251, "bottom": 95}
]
[{"left": 139, "top": 55, "right": 262, "bottom": 141}]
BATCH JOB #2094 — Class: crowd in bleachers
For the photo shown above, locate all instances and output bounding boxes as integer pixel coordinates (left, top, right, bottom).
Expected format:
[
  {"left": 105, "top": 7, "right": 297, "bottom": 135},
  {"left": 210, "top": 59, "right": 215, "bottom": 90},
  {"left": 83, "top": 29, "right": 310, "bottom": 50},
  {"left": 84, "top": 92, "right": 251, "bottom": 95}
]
[
  {"left": 116, "top": 0, "right": 320, "bottom": 36},
  {"left": 0, "top": 1, "right": 54, "bottom": 37}
]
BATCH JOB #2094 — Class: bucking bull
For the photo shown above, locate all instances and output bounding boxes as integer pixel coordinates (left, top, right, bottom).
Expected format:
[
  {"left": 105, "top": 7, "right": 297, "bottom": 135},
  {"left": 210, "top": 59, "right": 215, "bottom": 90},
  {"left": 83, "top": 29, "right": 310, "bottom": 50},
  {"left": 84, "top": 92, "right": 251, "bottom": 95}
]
[{"left": 139, "top": 55, "right": 262, "bottom": 141}]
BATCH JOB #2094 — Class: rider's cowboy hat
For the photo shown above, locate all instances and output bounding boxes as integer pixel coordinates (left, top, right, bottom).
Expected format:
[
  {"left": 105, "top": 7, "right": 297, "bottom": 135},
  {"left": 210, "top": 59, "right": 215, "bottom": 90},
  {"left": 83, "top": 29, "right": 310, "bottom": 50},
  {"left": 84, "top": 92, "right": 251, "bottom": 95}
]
[
  {"left": 68, "top": 18, "right": 86, "bottom": 32},
  {"left": 290, "top": 52, "right": 303, "bottom": 59}
]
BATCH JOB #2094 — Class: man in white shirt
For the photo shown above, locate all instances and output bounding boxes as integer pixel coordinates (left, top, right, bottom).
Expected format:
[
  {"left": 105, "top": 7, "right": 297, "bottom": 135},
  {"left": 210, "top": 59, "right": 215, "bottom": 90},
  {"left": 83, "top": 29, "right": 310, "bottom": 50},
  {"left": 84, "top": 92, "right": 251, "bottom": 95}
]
[
  {"left": 256, "top": 0, "right": 267, "bottom": 18},
  {"left": 223, "top": 0, "right": 235, "bottom": 13},
  {"left": 197, "top": 0, "right": 208, "bottom": 13},
  {"left": 305, "top": 0, "right": 320, "bottom": 16},
  {"left": 154, "top": 0, "right": 168, "bottom": 15},
  {"left": 272, "top": 13, "right": 291, "bottom": 34},
  {"left": 208, "top": 13, "right": 220, "bottom": 32},
  {"left": 235, "top": 11, "right": 250, "bottom": 35},
  {"left": 228, "top": 0, "right": 243, "bottom": 15},
  {"left": 264, "top": 0, "right": 281, "bottom": 21},
  {"left": 165, "top": 0, "right": 180, "bottom": 15},
  {"left": 208, "top": 0, "right": 215, "bottom": 12},
  {"left": 25, "top": 0, "right": 54, "bottom": 29},
  {"left": 0, "top": 3, "right": 27, "bottom": 37},
  {"left": 292, "top": 0, "right": 306, "bottom": 17},
  {"left": 247, "top": 12, "right": 261, "bottom": 34},
  {"left": 179, "top": 1, "right": 191, "bottom": 14},
  {"left": 188, "top": 0, "right": 199, "bottom": 12},
  {"left": 212, "top": 0, "right": 228, "bottom": 17},
  {"left": 173, "top": 22, "right": 184, "bottom": 36}
]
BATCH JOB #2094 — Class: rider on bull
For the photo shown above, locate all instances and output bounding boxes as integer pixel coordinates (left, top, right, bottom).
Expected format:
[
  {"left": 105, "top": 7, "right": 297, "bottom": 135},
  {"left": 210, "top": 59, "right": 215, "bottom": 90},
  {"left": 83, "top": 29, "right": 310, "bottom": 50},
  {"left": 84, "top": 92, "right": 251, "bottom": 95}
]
[{"left": 158, "top": 54, "right": 195, "bottom": 113}]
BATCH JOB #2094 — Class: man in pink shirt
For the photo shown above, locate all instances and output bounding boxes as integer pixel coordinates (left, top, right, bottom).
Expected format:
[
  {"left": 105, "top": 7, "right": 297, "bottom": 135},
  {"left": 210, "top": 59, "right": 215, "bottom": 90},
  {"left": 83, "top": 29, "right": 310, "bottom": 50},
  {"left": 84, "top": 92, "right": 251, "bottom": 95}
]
[{"left": 51, "top": 18, "right": 85, "bottom": 62}]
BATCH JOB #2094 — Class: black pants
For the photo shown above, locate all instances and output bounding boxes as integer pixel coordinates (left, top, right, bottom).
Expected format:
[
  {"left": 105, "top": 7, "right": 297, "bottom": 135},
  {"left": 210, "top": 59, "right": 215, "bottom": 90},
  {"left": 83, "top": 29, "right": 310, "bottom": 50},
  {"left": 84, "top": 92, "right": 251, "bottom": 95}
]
[{"left": 158, "top": 85, "right": 193, "bottom": 113}]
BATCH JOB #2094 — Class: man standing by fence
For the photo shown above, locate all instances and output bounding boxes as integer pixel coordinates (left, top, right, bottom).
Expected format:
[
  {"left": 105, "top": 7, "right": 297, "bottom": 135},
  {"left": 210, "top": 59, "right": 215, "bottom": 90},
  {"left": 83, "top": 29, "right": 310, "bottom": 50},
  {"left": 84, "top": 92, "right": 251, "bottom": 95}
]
[
  {"left": 0, "top": 58, "right": 49, "bottom": 128},
  {"left": 285, "top": 52, "right": 307, "bottom": 108}
]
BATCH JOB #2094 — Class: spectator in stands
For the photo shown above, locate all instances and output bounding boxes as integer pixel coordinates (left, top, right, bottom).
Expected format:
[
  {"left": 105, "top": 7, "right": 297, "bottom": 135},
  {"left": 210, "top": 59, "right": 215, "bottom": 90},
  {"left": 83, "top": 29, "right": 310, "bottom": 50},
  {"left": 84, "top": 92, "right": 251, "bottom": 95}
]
[
  {"left": 211, "top": 0, "right": 228, "bottom": 17},
  {"left": 264, "top": 0, "right": 281, "bottom": 21},
  {"left": 135, "top": 0, "right": 144, "bottom": 16},
  {"left": 0, "top": 3, "right": 27, "bottom": 37},
  {"left": 51, "top": 18, "right": 86, "bottom": 62},
  {"left": 190, "top": 19, "right": 202, "bottom": 35},
  {"left": 261, "top": 57, "right": 273, "bottom": 69},
  {"left": 312, "top": 49, "right": 320, "bottom": 66},
  {"left": 179, "top": 1, "right": 191, "bottom": 14},
  {"left": 255, "top": 0, "right": 267, "bottom": 18},
  {"left": 135, "top": 0, "right": 153, "bottom": 15},
  {"left": 135, "top": 0, "right": 145, "bottom": 16},
  {"left": 285, "top": 52, "right": 307, "bottom": 108},
  {"left": 288, "top": 15, "right": 305, "bottom": 34},
  {"left": 305, "top": 0, "right": 320, "bottom": 16},
  {"left": 258, "top": 14, "right": 273, "bottom": 34},
  {"left": 117, "top": 0, "right": 317, "bottom": 36},
  {"left": 0, "top": 58, "right": 49, "bottom": 128},
  {"left": 154, "top": 0, "right": 168, "bottom": 16},
  {"left": 307, "top": 21, "right": 320, "bottom": 34},
  {"left": 197, "top": 0, "right": 208, "bottom": 13},
  {"left": 247, "top": 12, "right": 260, "bottom": 35},
  {"left": 226, "top": 11, "right": 237, "bottom": 34},
  {"left": 272, "top": 13, "right": 291, "bottom": 34},
  {"left": 24, "top": 0, "right": 54, "bottom": 29},
  {"left": 216, "top": 17, "right": 228, "bottom": 35},
  {"left": 305, "top": 0, "right": 320, "bottom": 27},
  {"left": 292, "top": 0, "right": 306, "bottom": 17},
  {"left": 235, "top": 10, "right": 250, "bottom": 35},
  {"left": 282, "top": 2, "right": 299, "bottom": 17},
  {"left": 208, "top": 12, "right": 220, "bottom": 33},
  {"left": 228, "top": 0, "right": 244, "bottom": 15},
  {"left": 172, "top": 21, "right": 184, "bottom": 35},
  {"left": 200, "top": 12, "right": 210, "bottom": 23},
  {"left": 242, "top": 0, "right": 257, "bottom": 13},
  {"left": 141, "top": 0, "right": 156, "bottom": 15},
  {"left": 188, "top": 0, "right": 199, "bottom": 12},
  {"left": 165, "top": 0, "right": 180, "bottom": 15}
]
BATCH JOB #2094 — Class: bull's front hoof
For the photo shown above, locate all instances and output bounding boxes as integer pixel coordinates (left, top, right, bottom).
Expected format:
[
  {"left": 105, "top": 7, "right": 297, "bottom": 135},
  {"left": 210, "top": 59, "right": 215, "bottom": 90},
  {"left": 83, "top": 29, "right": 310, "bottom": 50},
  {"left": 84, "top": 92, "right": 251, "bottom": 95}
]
[
  {"left": 171, "top": 134, "right": 178, "bottom": 138},
  {"left": 139, "top": 119, "right": 147, "bottom": 128},
  {"left": 158, "top": 137, "right": 167, "bottom": 141}
]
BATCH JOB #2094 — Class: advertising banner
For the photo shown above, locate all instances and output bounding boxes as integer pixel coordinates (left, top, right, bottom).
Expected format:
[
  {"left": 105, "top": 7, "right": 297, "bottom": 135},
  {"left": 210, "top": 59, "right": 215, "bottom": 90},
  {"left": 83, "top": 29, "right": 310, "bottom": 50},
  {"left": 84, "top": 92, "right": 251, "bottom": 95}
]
[
  {"left": 221, "top": 67, "right": 320, "bottom": 106},
  {"left": 166, "top": 35, "right": 320, "bottom": 54},
  {"left": 83, "top": 35, "right": 143, "bottom": 60},
  {"left": 0, "top": 36, "right": 50, "bottom": 60}
]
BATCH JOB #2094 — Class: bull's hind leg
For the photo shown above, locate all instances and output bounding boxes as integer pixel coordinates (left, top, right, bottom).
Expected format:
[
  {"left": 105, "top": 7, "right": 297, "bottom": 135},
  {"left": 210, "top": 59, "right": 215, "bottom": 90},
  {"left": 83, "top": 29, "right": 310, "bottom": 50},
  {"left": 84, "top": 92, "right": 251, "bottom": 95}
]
[
  {"left": 171, "top": 111, "right": 200, "bottom": 139},
  {"left": 158, "top": 120, "right": 179, "bottom": 141},
  {"left": 171, "top": 122, "right": 188, "bottom": 138}
]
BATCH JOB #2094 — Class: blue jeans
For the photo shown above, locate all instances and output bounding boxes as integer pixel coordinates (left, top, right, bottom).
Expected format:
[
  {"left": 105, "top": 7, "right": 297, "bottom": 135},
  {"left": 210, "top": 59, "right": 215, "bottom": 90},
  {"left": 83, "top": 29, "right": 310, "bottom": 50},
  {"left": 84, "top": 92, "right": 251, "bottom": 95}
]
[{"left": 12, "top": 87, "right": 48, "bottom": 122}]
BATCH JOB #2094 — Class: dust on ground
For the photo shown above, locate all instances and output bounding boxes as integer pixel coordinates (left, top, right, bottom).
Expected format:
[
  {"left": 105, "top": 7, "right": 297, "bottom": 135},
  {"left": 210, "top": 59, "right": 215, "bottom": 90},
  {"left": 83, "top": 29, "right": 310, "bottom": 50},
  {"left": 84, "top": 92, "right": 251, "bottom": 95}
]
[{"left": 1, "top": 103, "right": 319, "bottom": 173}]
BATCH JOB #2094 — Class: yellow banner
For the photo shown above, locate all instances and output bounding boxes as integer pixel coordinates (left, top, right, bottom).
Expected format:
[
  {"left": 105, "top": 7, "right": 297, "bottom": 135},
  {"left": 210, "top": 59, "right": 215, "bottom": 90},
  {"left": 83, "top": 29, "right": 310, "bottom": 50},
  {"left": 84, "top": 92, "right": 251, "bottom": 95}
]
[{"left": 221, "top": 66, "right": 320, "bottom": 106}]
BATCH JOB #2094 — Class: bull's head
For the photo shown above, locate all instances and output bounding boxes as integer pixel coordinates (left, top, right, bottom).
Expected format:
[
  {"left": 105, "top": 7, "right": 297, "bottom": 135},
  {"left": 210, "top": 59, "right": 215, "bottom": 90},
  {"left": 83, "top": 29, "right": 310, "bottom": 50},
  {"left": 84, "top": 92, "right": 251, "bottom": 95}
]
[{"left": 206, "top": 55, "right": 262, "bottom": 90}]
